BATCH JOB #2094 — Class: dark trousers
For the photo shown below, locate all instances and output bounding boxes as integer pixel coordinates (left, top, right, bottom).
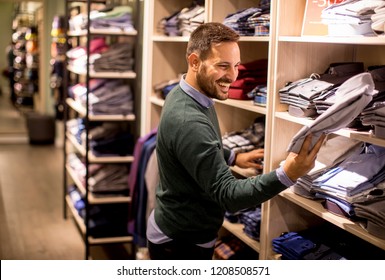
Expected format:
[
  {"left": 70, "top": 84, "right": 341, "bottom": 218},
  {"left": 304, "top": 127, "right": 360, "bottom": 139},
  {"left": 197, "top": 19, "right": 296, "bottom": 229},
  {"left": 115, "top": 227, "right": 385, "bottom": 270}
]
[{"left": 148, "top": 240, "right": 214, "bottom": 260}]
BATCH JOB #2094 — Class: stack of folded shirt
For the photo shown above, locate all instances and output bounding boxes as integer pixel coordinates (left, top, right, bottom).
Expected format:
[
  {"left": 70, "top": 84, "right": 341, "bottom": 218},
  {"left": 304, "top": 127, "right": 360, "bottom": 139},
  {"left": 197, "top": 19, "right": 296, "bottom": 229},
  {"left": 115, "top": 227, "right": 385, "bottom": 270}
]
[
  {"left": 88, "top": 164, "right": 130, "bottom": 197},
  {"left": 361, "top": 101, "right": 385, "bottom": 138},
  {"left": 89, "top": 5, "right": 136, "bottom": 32},
  {"left": 222, "top": 117, "right": 265, "bottom": 154},
  {"left": 93, "top": 42, "right": 135, "bottom": 72},
  {"left": 66, "top": 37, "right": 108, "bottom": 71},
  {"left": 279, "top": 62, "right": 365, "bottom": 118},
  {"left": 371, "top": 2, "right": 385, "bottom": 34},
  {"left": 238, "top": 207, "right": 262, "bottom": 241},
  {"left": 89, "top": 80, "right": 134, "bottom": 115},
  {"left": 157, "top": 4, "right": 205, "bottom": 36},
  {"left": 321, "top": 0, "right": 383, "bottom": 36},
  {"left": 223, "top": 7, "right": 264, "bottom": 36},
  {"left": 89, "top": 121, "right": 135, "bottom": 157}
]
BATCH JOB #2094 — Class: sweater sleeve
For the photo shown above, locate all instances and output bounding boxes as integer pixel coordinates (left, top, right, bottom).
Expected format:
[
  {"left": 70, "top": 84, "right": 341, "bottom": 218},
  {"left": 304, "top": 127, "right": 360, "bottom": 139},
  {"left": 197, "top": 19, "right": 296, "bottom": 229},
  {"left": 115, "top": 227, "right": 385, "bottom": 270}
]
[{"left": 175, "top": 119, "right": 287, "bottom": 213}]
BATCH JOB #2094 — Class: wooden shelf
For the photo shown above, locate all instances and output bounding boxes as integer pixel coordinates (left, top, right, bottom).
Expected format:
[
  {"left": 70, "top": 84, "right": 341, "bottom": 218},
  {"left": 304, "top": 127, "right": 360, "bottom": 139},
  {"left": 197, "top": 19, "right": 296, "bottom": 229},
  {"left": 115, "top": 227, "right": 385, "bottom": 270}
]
[
  {"left": 280, "top": 189, "right": 385, "bottom": 251},
  {"left": 67, "top": 65, "right": 136, "bottom": 79},
  {"left": 66, "top": 98, "right": 136, "bottom": 121},
  {"left": 222, "top": 220, "right": 261, "bottom": 253}
]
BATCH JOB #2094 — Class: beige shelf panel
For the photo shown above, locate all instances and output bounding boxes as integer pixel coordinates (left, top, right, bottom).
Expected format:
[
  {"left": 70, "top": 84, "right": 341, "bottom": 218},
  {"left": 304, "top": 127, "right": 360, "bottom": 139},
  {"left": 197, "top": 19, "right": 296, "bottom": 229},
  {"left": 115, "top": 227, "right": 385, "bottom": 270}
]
[
  {"left": 68, "top": 28, "right": 138, "bottom": 36},
  {"left": 66, "top": 98, "right": 136, "bottom": 121},
  {"left": 67, "top": 65, "right": 136, "bottom": 79}
]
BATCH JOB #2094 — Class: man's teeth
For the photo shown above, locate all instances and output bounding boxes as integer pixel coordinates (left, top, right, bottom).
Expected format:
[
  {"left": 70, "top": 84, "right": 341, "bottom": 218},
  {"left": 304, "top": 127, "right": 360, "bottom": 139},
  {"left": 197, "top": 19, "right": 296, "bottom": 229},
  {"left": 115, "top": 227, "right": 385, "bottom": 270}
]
[{"left": 218, "top": 82, "right": 230, "bottom": 87}]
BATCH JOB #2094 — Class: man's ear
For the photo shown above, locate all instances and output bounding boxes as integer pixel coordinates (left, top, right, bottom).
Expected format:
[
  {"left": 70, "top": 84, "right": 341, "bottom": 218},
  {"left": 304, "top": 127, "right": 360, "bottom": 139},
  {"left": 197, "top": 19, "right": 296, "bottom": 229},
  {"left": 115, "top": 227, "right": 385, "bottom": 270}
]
[{"left": 187, "top": 53, "right": 200, "bottom": 71}]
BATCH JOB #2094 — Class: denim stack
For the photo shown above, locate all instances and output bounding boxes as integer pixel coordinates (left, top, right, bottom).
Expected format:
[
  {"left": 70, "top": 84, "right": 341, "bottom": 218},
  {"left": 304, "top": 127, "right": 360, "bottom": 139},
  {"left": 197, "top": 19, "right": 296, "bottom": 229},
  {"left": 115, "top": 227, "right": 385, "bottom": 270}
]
[{"left": 273, "top": 224, "right": 385, "bottom": 260}]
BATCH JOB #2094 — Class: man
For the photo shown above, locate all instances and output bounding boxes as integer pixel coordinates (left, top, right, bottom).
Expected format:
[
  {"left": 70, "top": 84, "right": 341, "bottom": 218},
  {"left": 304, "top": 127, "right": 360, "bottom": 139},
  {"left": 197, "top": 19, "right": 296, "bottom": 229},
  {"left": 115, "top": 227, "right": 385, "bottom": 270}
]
[{"left": 146, "top": 22, "right": 325, "bottom": 260}]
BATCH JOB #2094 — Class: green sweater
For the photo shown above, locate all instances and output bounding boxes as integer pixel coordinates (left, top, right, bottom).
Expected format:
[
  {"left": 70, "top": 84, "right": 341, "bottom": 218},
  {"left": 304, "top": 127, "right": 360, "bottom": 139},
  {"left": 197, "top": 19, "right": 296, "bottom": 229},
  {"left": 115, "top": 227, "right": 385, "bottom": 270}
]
[{"left": 154, "top": 85, "right": 287, "bottom": 244}]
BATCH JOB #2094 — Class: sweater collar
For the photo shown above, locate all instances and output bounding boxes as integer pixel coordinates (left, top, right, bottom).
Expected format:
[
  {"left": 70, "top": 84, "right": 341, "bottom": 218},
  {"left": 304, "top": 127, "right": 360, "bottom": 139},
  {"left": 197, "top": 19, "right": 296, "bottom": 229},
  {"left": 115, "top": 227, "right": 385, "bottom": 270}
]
[{"left": 180, "top": 74, "right": 214, "bottom": 108}]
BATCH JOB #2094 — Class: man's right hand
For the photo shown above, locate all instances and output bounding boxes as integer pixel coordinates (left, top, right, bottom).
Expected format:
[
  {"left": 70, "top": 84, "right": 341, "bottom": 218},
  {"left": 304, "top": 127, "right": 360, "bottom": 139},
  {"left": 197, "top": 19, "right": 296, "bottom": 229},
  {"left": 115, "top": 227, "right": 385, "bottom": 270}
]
[{"left": 283, "top": 133, "right": 326, "bottom": 181}]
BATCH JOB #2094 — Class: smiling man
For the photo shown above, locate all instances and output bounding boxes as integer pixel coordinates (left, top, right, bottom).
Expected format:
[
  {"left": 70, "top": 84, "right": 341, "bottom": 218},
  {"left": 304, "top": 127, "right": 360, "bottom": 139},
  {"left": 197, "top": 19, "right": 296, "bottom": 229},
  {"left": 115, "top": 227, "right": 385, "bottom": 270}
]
[{"left": 146, "top": 22, "right": 325, "bottom": 260}]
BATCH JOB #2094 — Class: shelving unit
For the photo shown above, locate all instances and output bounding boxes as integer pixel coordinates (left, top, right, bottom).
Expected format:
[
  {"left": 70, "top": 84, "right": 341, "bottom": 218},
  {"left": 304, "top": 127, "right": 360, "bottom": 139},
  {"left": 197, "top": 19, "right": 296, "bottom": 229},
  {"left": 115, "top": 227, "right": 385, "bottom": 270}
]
[
  {"left": 142, "top": 0, "right": 385, "bottom": 260},
  {"left": 262, "top": 0, "right": 385, "bottom": 259},
  {"left": 63, "top": 0, "right": 141, "bottom": 259}
]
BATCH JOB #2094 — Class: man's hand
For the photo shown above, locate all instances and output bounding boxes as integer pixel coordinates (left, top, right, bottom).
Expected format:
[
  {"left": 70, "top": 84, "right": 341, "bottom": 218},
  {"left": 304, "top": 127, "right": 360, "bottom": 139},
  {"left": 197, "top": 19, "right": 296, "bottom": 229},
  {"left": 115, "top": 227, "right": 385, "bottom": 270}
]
[
  {"left": 283, "top": 133, "right": 326, "bottom": 181},
  {"left": 235, "top": 148, "right": 264, "bottom": 169}
]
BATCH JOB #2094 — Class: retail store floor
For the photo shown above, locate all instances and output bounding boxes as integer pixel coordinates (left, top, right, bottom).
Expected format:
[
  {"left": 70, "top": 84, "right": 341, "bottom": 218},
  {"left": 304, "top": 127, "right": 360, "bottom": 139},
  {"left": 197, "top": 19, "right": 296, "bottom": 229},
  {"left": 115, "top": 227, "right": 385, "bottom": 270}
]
[{"left": 0, "top": 92, "right": 134, "bottom": 260}]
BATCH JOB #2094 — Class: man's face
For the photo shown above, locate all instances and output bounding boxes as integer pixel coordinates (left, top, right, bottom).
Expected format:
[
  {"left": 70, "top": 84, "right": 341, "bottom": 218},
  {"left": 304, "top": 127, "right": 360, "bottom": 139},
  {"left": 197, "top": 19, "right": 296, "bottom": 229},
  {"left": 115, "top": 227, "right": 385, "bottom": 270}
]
[{"left": 196, "top": 42, "right": 240, "bottom": 100}]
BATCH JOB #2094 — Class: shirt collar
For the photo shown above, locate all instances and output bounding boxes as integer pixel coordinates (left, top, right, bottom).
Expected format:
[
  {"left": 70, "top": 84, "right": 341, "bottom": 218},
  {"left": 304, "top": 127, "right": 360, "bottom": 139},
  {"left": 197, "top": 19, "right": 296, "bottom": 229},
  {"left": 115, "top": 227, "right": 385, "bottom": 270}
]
[{"left": 180, "top": 74, "right": 214, "bottom": 108}]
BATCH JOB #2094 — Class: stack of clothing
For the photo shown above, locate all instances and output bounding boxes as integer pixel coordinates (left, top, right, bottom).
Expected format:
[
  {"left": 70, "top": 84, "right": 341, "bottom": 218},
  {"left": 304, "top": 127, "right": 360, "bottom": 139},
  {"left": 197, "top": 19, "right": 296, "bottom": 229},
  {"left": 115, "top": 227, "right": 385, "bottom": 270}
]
[
  {"left": 67, "top": 185, "right": 130, "bottom": 238},
  {"left": 279, "top": 62, "right": 364, "bottom": 118},
  {"left": 371, "top": 2, "right": 385, "bottom": 34},
  {"left": 89, "top": 5, "right": 136, "bottom": 32},
  {"left": 290, "top": 135, "right": 363, "bottom": 199},
  {"left": 222, "top": 117, "right": 265, "bottom": 154},
  {"left": 69, "top": 79, "right": 134, "bottom": 115},
  {"left": 321, "top": 0, "right": 384, "bottom": 36},
  {"left": 360, "top": 65, "right": 385, "bottom": 138},
  {"left": 286, "top": 72, "right": 376, "bottom": 154},
  {"left": 67, "top": 153, "right": 130, "bottom": 197},
  {"left": 223, "top": 1, "right": 271, "bottom": 36},
  {"left": 228, "top": 59, "right": 268, "bottom": 100},
  {"left": 224, "top": 206, "right": 262, "bottom": 241},
  {"left": 157, "top": 3, "right": 205, "bottom": 36},
  {"left": 311, "top": 144, "right": 385, "bottom": 239},
  {"left": 214, "top": 236, "right": 259, "bottom": 260},
  {"left": 66, "top": 37, "right": 108, "bottom": 72},
  {"left": 89, "top": 121, "right": 134, "bottom": 157},
  {"left": 93, "top": 42, "right": 135, "bottom": 72},
  {"left": 273, "top": 224, "right": 385, "bottom": 260}
]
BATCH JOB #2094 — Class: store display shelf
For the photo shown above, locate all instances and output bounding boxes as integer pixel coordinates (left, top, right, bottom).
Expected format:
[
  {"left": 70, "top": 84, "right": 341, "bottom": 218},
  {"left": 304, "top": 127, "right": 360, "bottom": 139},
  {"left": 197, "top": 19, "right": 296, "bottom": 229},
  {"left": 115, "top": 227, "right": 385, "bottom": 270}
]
[
  {"left": 67, "top": 65, "right": 136, "bottom": 79},
  {"left": 88, "top": 235, "right": 133, "bottom": 245},
  {"left": 66, "top": 132, "right": 134, "bottom": 163},
  {"left": 66, "top": 98, "right": 136, "bottom": 121},
  {"left": 275, "top": 111, "right": 385, "bottom": 146},
  {"left": 280, "top": 189, "right": 385, "bottom": 251},
  {"left": 222, "top": 220, "right": 261, "bottom": 253},
  {"left": 66, "top": 165, "right": 131, "bottom": 204},
  {"left": 150, "top": 95, "right": 165, "bottom": 107},
  {"left": 68, "top": 28, "right": 137, "bottom": 37},
  {"left": 65, "top": 195, "right": 132, "bottom": 244},
  {"left": 279, "top": 35, "right": 385, "bottom": 46},
  {"left": 152, "top": 35, "right": 189, "bottom": 42},
  {"left": 65, "top": 195, "right": 86, "bottom": 233},
  {"left": 215, "top": 99, "right": 267, "bottom": 114}
]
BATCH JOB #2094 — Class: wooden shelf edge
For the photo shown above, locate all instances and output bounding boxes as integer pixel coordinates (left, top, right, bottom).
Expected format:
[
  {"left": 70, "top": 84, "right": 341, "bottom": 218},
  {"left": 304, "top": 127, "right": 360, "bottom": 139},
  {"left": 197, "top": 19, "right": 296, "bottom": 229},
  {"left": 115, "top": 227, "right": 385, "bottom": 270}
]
[{"left": 222, "top": 219, "right": 261, "bottom": 253}]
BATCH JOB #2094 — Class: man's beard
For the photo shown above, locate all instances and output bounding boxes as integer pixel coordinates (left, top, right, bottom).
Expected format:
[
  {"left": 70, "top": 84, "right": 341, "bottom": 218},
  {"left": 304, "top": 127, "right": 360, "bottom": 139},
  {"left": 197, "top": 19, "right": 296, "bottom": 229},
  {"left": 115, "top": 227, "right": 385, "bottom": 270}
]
[{"left": 196, "top": 65, "right": 229, "bottom": 100}]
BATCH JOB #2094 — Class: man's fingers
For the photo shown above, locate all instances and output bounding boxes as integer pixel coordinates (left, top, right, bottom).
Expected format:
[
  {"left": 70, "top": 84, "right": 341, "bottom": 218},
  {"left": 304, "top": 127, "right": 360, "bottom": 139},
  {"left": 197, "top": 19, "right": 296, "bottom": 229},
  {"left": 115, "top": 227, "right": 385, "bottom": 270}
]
[
  {"left": 309, "top": 133, "right": 326, "bottom": 158},
  {"left": 298, "top": 133, "right": 312, "bottom": 156}
]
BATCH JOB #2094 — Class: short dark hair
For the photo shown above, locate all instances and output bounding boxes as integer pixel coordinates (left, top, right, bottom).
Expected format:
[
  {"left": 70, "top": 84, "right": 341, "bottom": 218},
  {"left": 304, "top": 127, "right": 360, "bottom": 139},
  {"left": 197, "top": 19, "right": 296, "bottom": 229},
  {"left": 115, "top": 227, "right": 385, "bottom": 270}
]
[{"left": 186, "top": 22, "right": 240, "bottom": 61}]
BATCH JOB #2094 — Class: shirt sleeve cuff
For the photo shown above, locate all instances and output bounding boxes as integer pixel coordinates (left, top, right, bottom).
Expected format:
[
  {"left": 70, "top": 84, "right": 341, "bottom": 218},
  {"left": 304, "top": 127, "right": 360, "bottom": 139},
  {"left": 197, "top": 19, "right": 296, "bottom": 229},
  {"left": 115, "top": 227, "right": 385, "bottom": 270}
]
[
  {"left": 228, "top": 150, "right": 236, "bottom": 166},
  {"left": 276, "top": 166, "right": 296, "bottom": 187}
]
